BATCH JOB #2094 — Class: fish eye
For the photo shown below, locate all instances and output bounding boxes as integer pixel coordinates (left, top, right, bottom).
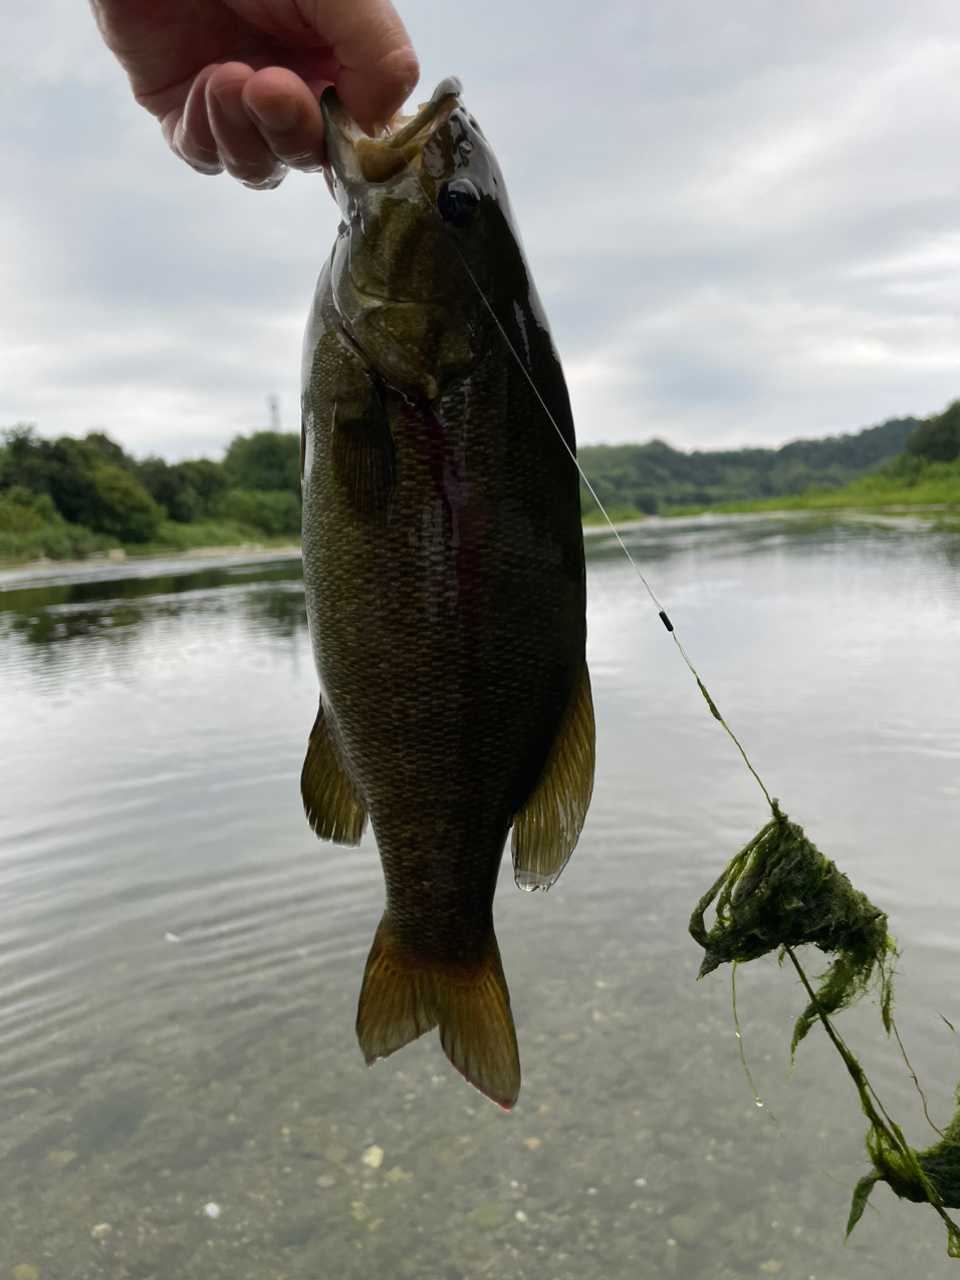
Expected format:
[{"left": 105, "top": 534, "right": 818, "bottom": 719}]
[{"left": 437, "top": 179, "right": 480, "bottom": 228}]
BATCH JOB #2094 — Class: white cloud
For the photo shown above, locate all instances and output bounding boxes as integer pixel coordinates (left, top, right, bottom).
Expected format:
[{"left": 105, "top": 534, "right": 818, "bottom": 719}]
[{"left": 0, "top": 0, "right": 958, "bottom": 457}]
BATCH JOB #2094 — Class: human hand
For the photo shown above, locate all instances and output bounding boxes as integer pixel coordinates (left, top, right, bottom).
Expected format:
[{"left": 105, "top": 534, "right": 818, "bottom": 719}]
[{"left": 91, "top": 0, "right": 419, "bottom": 188}]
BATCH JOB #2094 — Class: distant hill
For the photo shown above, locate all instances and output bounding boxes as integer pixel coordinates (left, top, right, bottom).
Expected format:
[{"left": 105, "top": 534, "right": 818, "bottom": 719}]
[{"left": 578, "top": 417, "right": 919, "bottom": 517}]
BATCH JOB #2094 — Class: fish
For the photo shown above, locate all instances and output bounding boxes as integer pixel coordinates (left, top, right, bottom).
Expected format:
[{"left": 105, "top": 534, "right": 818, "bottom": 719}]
[{"left": 299, "top": 76, "right": 595, "bottom": 1109}]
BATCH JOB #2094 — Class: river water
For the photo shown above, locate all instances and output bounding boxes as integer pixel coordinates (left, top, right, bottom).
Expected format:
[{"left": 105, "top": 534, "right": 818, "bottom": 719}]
[{"left": 1, "top": 513, "right": 959, "bottom": 1280}]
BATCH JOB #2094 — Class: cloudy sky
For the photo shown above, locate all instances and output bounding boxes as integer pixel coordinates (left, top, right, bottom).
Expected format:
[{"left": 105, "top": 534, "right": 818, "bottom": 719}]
[{"left": 1, "top": 0, "right": 959, "bottom": 460}]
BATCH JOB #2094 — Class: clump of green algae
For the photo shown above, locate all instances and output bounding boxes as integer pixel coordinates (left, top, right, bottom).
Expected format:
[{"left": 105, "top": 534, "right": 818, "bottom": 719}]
[
  {"left": 689, "top": 800, "right": 960, "bottom": 1257},
  {"left": 850, "top": 1093, "right": 960, "bottom": 1226},
  {"left": 690, "top": 801, "right": 895, "bottom": 1055}
]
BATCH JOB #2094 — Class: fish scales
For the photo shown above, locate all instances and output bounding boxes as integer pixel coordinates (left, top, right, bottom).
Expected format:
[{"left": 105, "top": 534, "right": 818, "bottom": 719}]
[{"left": 300, "top": 77, "right": 595, "bottom": 1108}]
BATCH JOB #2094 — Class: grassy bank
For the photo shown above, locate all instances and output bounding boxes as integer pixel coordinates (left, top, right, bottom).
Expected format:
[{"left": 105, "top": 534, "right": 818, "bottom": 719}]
[
  {"left": 123, "top": 519, "right": 300, "bottom": 556},
  {"left": 663, "top": 456, "right": 960, "bottom": 517},
  {"left": 581, "top": 504, "right": 646, "bottom": 527},
  {"left": 0, "top": 516, "right": 300, "bottom": 569}
]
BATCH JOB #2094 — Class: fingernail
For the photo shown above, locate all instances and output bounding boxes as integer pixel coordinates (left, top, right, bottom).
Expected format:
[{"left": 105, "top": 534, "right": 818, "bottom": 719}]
[
  {"left": 248, "top": 96, "right": 299, "bottom": 133},
  {"left": 241, "top": 170, "right": 287, "bottom": 191}
]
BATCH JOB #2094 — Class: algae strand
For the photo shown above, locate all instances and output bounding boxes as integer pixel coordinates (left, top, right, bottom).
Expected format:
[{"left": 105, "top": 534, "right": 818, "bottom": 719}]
[{"left": 784, "top": 947, "right": 960, "bottom": 1257}]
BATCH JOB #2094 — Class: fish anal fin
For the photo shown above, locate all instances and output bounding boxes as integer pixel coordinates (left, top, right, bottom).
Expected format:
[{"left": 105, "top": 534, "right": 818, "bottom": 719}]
[
  {"left": 356, "top": 917, "right": 521, "bottom": 1110},
  {"left": 512, "top": 661, "right": 596, "bottom": 892},
  {"left": 300, "top": 699, "right": 367, "bottom": 845}
]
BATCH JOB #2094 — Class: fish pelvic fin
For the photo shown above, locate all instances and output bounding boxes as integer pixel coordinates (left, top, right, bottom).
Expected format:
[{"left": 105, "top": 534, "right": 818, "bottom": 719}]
[
  {"left": 511, "top": 660, "right": 595, "bottom": 891},
  {"left": 300, "top": 698, "right": 368, "bottom": 845},
  {"left": 356, "top": 916, "right": 521, "bottom": 1110}
]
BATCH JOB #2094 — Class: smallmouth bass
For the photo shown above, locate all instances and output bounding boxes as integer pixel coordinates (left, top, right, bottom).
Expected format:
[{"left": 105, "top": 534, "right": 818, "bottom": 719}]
[{"left": 300, "top": 77, "right": 595, "bottom": 1108}]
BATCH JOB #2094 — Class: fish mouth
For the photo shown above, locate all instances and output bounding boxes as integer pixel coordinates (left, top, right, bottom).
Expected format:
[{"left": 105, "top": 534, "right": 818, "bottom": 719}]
[{"left": 321, "top": 76, "right": 462, "bottom": 188}]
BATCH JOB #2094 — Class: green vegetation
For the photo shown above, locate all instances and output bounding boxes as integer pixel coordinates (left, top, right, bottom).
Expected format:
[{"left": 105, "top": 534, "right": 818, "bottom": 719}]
[
  {"left": 689, "top": 770, "right": 960, "bottom": 1251},
  {"left": 584, "top": 400, "right": 960, "bottom": 521},
  {"left": 690, "top": 801, "right": 895, "bottom": 1058},
  {"left": 0, "top": 425, "right": 302, "bottom": 564},
  {"left": 578, "top": 415, "right": 917, "bottom": 518},
  {"left": 665, "top": 456, "right": 960, "bottom": 516},
  {"left": 222, "top": 430, "right": 301, "bottom": 495},
  {"left": 670, "top": 404, "right": 960, "bottom": 516},
  {"left": 4, "top": 398, "right": 959, "bottom": 563},
  {"left": 692, "top": 800, "right": 960, "bottom": 1254},
  {"left": 0, "top": 485, "right": 117, "bottom": 561}
]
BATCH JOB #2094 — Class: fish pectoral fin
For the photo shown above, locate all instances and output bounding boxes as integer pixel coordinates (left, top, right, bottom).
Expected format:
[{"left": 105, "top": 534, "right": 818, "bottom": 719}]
[
  {"left": 331, "top": 343, "right": 395, "bottom": 519},
  {"left": 356, "top": 917, "right": 521, "bottom": 1110},
  {"left": 300, "top": 699, "right": 368, "bottom": 845},
  {"left": 511, "top": 661, "right": 596, "bottom": 892}
]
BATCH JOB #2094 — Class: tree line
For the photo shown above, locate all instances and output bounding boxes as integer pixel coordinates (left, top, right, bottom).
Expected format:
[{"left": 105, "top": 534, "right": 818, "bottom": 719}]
[
  {"left": 0, "top": 426, "right": 301, "bottom": 559},
  {"left": 577, "top": 415, "right": 921, "bottom": 517},
  {"left": 2, "top": 401, "right": 958, "bottom": 561}
]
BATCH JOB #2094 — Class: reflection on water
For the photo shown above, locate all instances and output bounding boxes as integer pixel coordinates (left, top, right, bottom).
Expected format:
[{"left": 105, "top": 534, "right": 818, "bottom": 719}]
[
  {"left": 1, "top": 521, "right": 960, "bottom": 1279},
  {"left": 1, "top": 556, "right": 306, "bottom": 666}
]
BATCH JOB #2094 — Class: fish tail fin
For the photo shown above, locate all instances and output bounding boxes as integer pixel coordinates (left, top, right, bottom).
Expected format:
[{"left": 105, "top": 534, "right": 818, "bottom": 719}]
[
  {"left": 355, "top": 915, "right": 440, "bottom": 1063},
  {"left": 356, "top": 915, "right": 521, "bottom": 1110},
  {"left": 436, "top": 934, "right": 520, "bottom": 1111}
]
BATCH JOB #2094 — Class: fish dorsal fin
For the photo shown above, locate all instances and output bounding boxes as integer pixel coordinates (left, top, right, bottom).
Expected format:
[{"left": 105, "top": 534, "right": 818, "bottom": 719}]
[
  {"left": 511, "top": 662, "right": 595, "bottom": 891},
  {"left": 301, "top": 699, "right": 368, "bottom": 845}
]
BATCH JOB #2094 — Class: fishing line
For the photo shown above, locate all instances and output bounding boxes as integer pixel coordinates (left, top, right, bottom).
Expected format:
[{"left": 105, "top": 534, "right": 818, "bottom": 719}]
[
  {"left": 399, "top": 153, "right": 775, "bottom": 807},
  {"left": 386, "top": 145, "right": 960, "bottom": 1253}
]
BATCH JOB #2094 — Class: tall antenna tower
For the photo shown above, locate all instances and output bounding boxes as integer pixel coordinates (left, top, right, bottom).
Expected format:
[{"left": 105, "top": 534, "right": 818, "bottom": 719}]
[{"left": 267, "top": 393, "right": 281, "bottom": 432}]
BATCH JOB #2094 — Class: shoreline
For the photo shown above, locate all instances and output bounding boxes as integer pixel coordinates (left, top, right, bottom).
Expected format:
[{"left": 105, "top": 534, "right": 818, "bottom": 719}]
[
  {"left": 582, "top": 500, "right": 960, "bottom": 526},
  {"left": 0, "top": 541, "right": 302, "bottom": 586},
  {"left": 4, "top": 500, "right": 959, "bottom": 583}
]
